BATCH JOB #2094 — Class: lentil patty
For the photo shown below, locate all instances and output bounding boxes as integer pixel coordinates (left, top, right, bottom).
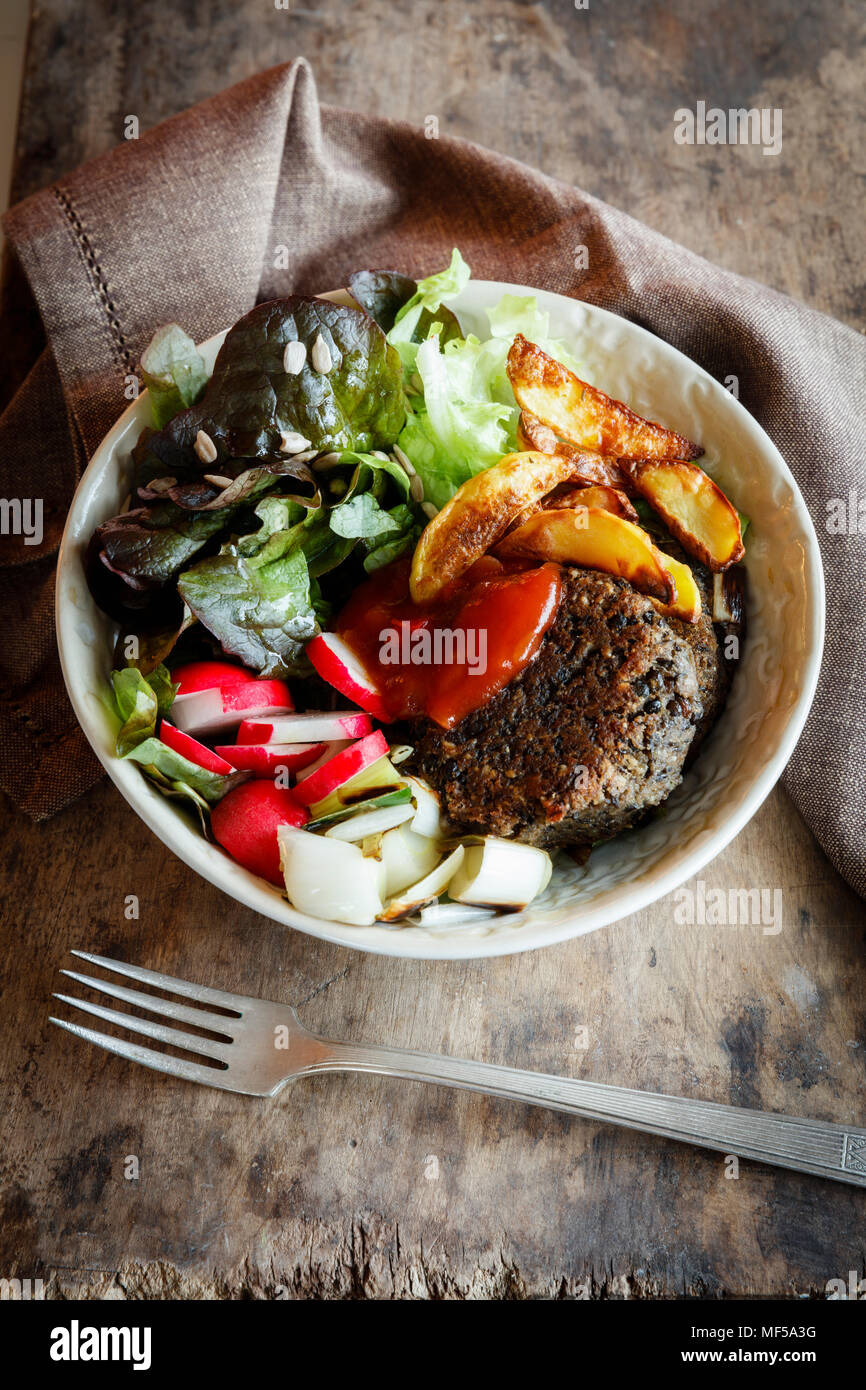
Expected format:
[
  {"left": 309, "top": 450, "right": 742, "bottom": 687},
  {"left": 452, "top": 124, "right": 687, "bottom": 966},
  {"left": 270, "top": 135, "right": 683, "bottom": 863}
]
[{"left": 411, "top": 567, "right": 710, "bottom": 848}]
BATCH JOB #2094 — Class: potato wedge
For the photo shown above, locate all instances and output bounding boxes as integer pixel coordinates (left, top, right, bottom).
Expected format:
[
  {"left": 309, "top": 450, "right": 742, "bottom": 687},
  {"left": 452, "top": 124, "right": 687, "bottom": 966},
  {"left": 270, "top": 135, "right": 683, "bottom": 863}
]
[
  {"left": 651, "top": 552, "right": 702, "bottom": 624},
  {"left": 508, "top": 336, "right": 702, "bottom": 461},
  {"left": 550, "top": 484, "right": 640, "bottom": 522},
  {"left": 515, "top": 409, "right": 558, "bottom": 454},
  {"left": 496, "top": 507, "right": 681, "bottom": 609},
  {"left": 411, "top": 450, "right": 598, "bottom": 603},
  {"left": 622, "top": 459, "right": 744, "bottom": 571},
  {"left": 509, "top": 482, "right": 639, "bottom": 532},
  {"left": 518, "top": 409, "right": 637, "bottom": 493}
]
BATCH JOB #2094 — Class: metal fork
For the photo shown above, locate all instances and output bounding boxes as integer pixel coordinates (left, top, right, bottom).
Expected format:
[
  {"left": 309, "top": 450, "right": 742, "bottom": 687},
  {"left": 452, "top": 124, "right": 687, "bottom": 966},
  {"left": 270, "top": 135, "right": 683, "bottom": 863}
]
[{"left": 51, "top": 951, "right": 866, "bottom": 1188}]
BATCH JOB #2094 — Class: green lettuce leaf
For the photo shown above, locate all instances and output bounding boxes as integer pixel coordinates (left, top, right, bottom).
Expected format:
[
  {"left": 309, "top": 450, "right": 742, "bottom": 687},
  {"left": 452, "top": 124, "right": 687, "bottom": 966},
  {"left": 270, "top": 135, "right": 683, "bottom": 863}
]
[
  {"left": 328, "top": 450, "right": 411, "bottom": 501},
  {"left": 329, "top": 491, "right": 403, "bottom": 541},
  {"left": 140, "top": 324, "right": 209, "bottom": 429},
  {"left": 125, "top": 738, "right": 242, "bottom": 804},
  {"left": 386, "top": 249, "right": 469, "bottom": 373},
  {"left": 94, "top": 498, "right": 237, "bottom": 591},
  {"left": 363, "top": 503, "right": 419, "bottom": 572},
  {"left": 108, "top": 664, "right": 245, "bottom": 813},
  {"left": 394, "top": 248, "right": 470, "bottom": 323},
  {"left": 348, "top": 270, "right": 417, "bottom": 333},
  {"left": 150, "top": 295, "right": 405, "bottom": 473},
  {"left": 178, "top": 524, "right": 319, "bottom": 678},
  {"left": 111, "top": 664, "right": 178, "bottom": 754},
  {"left": 394, "top": 290, "right": 582, "bottom": 510}
]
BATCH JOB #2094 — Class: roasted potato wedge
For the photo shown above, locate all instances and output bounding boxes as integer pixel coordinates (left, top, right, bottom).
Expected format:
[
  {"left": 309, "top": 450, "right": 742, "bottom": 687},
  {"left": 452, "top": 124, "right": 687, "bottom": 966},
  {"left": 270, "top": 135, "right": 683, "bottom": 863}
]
[
  {"left": 496, "top": 507, "right": 688, "bottom": 610},
  {"left": 651, "top": 552, "right": 702, "bottom": 624},
  {"left": 510, "top": 482, "right": 639, "bottom": 532},
  {"left": 508, "top": 336, "right": 702, "bottom": 461},
  {"left": 516, "top": 409, "right": 558, "bottom": 454},
  {"left": 551, "top": 484, "right": 640, "bottom": 522},
  {"left": 622, "top": 459, "right": 744, "bottom": 571},
  {"left": 410, "top": 451, "right": 598, "bottom": 603},
  {"left": 518, "top": 409, "right": 638, "bottom": 493}
]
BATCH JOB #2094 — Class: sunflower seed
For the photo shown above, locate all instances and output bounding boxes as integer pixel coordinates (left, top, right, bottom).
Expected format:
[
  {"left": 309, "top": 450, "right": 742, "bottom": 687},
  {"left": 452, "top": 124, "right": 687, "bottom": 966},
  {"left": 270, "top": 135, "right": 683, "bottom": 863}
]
[
  {"left": 290, "top": 449, "right": 319, "bottom": 464},
  {"left": 282, "top": 340, "right": 307, "bottom": 374},
  {"left": 312, "top": 452, "right": 343, "bottom": 471},
  {"left": 409, "top": 475, "right": 425, "bottom": 503},
  {"left": 370, "top": 450, "right": 390, "bottom": 462},
  {"left": 203, "top": 473, "right": 234, "bottom": 489},
  {"left": 194, "top": 429, "right": 218, "bottom": 464},
  {"left": 311, "top": 333, "right": 333, "bottom": 374},
  {"left": 393, "top": 444, "right": 417, "bottom": 477},
  {"left": 279, "top": 429, "right": 313, "bottom": 454},
  {"left": 421, "top": 501, "right": 438, "bottom": 520}
]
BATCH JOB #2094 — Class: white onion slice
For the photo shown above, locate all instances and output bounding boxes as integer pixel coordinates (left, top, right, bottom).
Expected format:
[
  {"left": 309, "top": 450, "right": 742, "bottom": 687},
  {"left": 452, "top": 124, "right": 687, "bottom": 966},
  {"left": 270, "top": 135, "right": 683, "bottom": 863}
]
[
  {"left": 374, "top": 824, "right": 442, "bottom": 896},
  {"left": 411, "top": 903, "right": 499, "bottom": 927},
  {"left": 403, "top": 775, "right": 445, "bottom": 839},
  {"left": 378, "top": 845, "right": 465, "bottom": 922},
  {"left": 324, "top": 803, "right": 415, "bottom": 842},
  {"left": 448, "top": 838, "right": 552, "bottom": 909},
  {"left": 278, "top": 825, "right": 384, "bottom": 925}
]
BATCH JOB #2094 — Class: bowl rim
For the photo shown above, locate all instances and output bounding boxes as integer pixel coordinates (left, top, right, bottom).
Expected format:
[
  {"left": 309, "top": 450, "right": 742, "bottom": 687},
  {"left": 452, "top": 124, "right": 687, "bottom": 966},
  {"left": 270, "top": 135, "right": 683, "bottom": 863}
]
[{"left": 55, "top": 280, "right": 825, "bottom": 959}]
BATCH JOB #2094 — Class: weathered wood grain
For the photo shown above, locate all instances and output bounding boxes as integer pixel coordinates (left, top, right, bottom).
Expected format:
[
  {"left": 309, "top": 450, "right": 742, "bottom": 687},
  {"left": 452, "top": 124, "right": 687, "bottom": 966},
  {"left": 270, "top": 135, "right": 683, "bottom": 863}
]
[
  {"left": 1, "top": 0, "right": 864, "bottom": 1300},
  {"left": 11, "top": 0, "right": 866, "bottom": 328},
  {"left": 1, "top": 778, "right": 864, "bottom": 1299}
]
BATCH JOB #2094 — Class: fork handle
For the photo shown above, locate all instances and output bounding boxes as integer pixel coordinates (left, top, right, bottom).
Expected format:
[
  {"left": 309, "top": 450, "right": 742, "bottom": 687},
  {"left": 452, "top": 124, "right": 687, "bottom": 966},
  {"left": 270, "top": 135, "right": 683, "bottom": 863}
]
[{"left": 309, "top": 1042, "right": 866, "bottom": 1187}]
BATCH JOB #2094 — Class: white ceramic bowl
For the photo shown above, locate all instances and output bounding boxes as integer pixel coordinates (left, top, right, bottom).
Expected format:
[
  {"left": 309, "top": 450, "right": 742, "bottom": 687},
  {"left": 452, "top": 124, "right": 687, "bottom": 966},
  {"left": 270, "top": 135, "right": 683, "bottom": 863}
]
[{"left": 55, "top": 281, "right": 824, "bottom": 959}]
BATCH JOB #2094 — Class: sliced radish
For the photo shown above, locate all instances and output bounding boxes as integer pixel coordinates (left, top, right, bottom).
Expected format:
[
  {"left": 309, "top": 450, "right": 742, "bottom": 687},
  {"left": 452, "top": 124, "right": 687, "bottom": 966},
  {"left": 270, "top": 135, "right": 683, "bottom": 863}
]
[
  {"left": 294, "top": 740, "right": 352, "bottom": 780},
  {"left": 160, "top": 721, "right": 235, "bottom": 775},
  {"left": 219, "top": 679, "right": 293, "bottom": 710},
  {"left": 171, "top": 680, "right": 294, "bottom": 738},
  {"left": 378, "top": 845, "right": 465, "bottom": 922},
  {"left": 239, "top": 710, "right": 373, "bottom": 745},
  {"left": 307, "top": 632, "right": 392, "bottom": 721},
  {"left": 278, "top": 825, "right": 384, "bottom": 925},
  {"left": 449, "top": 838, "right": 552, "bottom": 909},
  {"left": 211, "top": 781, "right": 308, "bottom": 886},
  {"left": 171, "top": 659, "right": 260, "bottom": 695},
  {"left": 324, "top": 802, "right": 415, "bottom": 843},
  {"left": 215, "top": 741, "right": 325, "bottom": 776},
  {"left": 294, "top": 730, "right": 390, "bottom": 808}
]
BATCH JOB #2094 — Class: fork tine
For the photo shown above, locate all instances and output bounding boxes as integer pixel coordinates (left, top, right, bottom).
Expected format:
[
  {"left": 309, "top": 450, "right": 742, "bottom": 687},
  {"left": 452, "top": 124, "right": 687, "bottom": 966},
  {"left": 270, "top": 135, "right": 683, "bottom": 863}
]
[
  {"left": 49, "top": 1016, "right": 242, "bottom": 1091},
  {"left": 53, "top": 994, "right": 232, "bottom": 1062},
  {"left": 70, "top": 950, "right": 250, "bottom": 1013},
  {"left": 60, "top": 970, "right": 236, "bottom": 1036}
]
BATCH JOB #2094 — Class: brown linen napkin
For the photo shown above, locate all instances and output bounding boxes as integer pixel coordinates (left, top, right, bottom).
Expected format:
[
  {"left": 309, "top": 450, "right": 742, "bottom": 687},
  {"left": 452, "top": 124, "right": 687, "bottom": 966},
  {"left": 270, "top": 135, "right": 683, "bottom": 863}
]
[{"left": 1, "top": 60, "right": 863, "bottom": 895}]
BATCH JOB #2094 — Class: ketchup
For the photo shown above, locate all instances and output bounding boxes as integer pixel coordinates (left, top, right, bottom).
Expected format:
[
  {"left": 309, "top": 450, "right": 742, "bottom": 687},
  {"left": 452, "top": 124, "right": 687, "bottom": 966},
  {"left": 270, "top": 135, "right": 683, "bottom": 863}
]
[{"left": 334, "top": 555, "right": 562, "bottom": 729}]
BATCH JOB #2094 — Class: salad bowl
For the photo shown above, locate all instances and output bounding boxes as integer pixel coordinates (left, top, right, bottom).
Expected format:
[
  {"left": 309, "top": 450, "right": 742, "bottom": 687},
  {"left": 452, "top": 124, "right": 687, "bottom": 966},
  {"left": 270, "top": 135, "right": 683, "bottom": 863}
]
[{"left": 55, "top": 281, "right": 824, "bottom": 959}]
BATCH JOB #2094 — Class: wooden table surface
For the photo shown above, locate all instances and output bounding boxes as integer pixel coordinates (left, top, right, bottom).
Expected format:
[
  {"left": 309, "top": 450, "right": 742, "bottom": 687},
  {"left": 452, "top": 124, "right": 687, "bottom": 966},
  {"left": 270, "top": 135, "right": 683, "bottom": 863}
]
[{"left": 1, "top": 0, "right": 864, "bottom": 1299}]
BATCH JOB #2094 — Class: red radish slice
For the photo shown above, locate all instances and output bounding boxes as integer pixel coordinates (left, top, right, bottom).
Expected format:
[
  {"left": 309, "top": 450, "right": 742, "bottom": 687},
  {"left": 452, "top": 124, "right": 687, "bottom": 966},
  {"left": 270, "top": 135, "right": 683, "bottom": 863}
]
[
  {"left": 220, "top": 679, "right": 293, "bottom": 710},
  {"left": 239, "top": 710, "right": 373, "bottom": 745},
  {"left": 215, "top": 741, "right": 325, "bottom": 776},
  {"left": 211, "top": 781, "right": 308, "bottom": 886},
  {"left": 307, "top": 633, "right": 392, "bottom": 721},
  {"left": 171, "top": 681, "right": 294, "bottom": 738},
  {"left": 161, "top": 721, "right": 235, "bottom": 776},
  {"left": 171, "top": 660, "right": 259, "bottom": 694},
  {"left": 293, "top": 730, "right": 389, "bottom": 807},
  {"left": 294, "top": 740, "right": 352, "bottom": 781}
]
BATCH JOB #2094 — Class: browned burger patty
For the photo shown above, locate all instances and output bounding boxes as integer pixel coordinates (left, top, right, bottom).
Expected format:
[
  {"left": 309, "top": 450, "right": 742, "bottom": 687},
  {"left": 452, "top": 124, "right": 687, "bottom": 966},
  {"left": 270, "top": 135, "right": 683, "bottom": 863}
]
[
  {"left": 659, "top": 545, "right": 731, "bottom": 757},
  {"left": 410, "top": 567, "right": 716, "bottom": 849}
]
